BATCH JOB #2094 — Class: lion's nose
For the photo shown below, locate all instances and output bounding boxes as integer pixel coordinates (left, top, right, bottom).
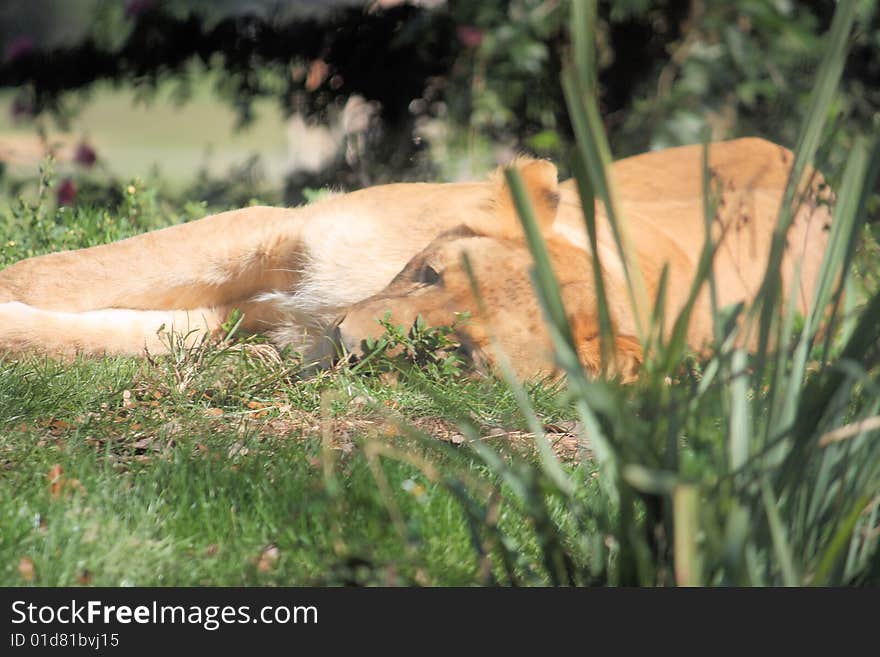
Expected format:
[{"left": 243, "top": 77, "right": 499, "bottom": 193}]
[
  {"left": 322, "top": 316, "right": 357, "bottom": 366},
  {"left": 333, "top": 314, "right": 360, "bottom": 357},
  {"left": 329, "top": 316, "right": 344, "bottom": 346}
]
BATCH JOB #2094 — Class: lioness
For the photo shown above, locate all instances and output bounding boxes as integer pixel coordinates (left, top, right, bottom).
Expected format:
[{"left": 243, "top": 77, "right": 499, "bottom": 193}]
[{"left": 0, "top": 138, "right": 830, "bottom": 379}]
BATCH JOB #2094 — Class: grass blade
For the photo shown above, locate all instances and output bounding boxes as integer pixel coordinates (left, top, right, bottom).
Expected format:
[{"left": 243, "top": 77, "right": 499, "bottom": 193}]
[
  {"left": 561, "top": 67, "right": 649, "bottom": 340},
  {"left": 811, "top": 494, "right": 873, "bottom": 586},
  {"left": 571, "top": 151, "right": 616, "bottom": 373},
  {"left": 760, "top": 478, "right": 799, "bottom": 585},
  {"left": 728, "top": 349, "right": 750, "bottom": 471},
  {"left": 673, "top": 484, "right": 701, "bottom": 586},
  {"left": 752, "top": 0, "right": 860, "bottom": 370}
]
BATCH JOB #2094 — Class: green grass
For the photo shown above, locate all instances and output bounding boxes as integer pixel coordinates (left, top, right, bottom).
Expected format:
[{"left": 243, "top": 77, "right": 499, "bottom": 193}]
[
  {"left": 0, "top": 344, "right": 600, "bottom": 586},
  {"left": 0, "top": 182, "right": 592, "bottom": 585}
]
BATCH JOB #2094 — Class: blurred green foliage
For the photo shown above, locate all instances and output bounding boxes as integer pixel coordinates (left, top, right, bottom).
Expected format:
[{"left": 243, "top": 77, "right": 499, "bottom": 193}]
[{"left": 444, "top": 1, "right": 878, "bottom": 177}]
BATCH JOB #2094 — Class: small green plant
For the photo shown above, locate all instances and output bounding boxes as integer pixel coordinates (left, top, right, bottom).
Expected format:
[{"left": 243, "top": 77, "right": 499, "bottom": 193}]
[
  {"left": 220, "top": 308, "right": 245, "bottom": 340},
  {"left": 3, "top": 156, "right": 59, "bottom": 262},
  {"left": 0, "top": 173, "right": 192, "bottom": 267},
  {"left": 350, "top": 312, "right": 470, "bottom": 381}
]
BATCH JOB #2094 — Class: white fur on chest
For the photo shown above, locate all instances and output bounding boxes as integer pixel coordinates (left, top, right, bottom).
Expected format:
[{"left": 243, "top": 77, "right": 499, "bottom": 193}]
[{"left": 256, "top": 208, "right": 424, "bottom": 353}]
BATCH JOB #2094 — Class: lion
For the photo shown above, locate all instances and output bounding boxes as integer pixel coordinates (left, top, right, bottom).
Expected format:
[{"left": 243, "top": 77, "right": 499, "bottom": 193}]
[{"left": 0, "top": 138, "right": 831, "bottom": 379}]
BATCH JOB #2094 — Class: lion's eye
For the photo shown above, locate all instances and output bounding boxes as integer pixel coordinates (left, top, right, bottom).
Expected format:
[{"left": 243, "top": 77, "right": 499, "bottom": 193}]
[{"left": 418, "top": 264, "right": 441, "bottom": 286}]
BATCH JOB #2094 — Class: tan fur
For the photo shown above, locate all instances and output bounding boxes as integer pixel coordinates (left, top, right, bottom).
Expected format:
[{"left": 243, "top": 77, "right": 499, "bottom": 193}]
[{"left": 0, "top": 138, "right": 831, "bottom": 379}]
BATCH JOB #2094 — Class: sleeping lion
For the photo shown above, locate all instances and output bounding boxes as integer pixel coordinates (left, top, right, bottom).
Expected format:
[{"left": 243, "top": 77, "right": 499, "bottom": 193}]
[{"left": 0, "top": 138, "right": 831, "bottom": 379}]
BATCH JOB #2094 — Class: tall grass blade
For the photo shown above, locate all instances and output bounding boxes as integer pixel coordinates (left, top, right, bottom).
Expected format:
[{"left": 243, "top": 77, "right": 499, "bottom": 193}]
[
  {"left": 845, "top": 499, "right": 879, "bottom": 581},
  {"left": 571, "top": 152, "right": 616, "bottom": 372},
  {"left": 807, "top": 137, "right": 871, "bottom": 333},
  {"left": 570, "top": 0, "right": 597, "bottom": 92},
  {"left": 728, "top": 349, "right": 750, "bottom": 471},
  {"left": 504, "top": 169, "right": 576, "bottom": 353},
  {"left": 768, "top": 137, "right": 874, "bottom": 444},
  {"left": 760, "top": 478, "right": 799, "bottom": 585},
  {"left": 753, "top": 0, "right": 860, "bottom": 369},
  {"left": 778, "top": 288, "right": 880, "bottom": 488},
  {"left": 673, "top": 484, "right": 701, "bottom": 586},
  {"left": 502, "top": 168, "right": 625, "bottom": 507},
  {"left": 812, "top": 494, "right": 873, "bottom": 586},
  {"left": 561, "top": 69, "right": 649, "bottom": 340},
  {"left": 701, "top": 135, "right": 722, "bottom": 347}
]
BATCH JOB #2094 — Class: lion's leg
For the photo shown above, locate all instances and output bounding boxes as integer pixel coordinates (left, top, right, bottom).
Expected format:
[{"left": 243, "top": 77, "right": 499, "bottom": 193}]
[
  {"left": 0, "top": 301, "right": 229, "bottom": 358},
  {"left": 0, "top": 205, "right": 305, "bottom": 313}
]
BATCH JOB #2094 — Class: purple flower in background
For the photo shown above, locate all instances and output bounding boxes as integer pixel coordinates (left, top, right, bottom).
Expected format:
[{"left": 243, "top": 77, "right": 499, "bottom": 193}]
[
  {"left": 4, "top": 36, "right": 34, "bottom": 62},
  {"left": 57, "top": 178, "right": 77, "bottom": 206},
  {"left": 125, "top": 0, "right": 155, "bottom": 18},
  {"left": 74, "top": 142, "right": 97, "bottom": 168},
  {"left": 456, "top": 26, "right": 483, "bottom": 49},
  {"left": 10, "top": 95, "right": 35, "bottom": 120}
]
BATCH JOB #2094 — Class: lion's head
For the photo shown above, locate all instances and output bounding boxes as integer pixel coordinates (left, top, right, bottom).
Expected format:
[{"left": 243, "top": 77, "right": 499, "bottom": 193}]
[{"left": 334, "top": 159, "right": 643, "bottom": 380}]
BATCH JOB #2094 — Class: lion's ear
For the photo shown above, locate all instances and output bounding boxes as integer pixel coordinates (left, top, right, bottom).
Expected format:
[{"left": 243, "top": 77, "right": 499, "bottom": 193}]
[{"left": 485, "top": 158, "right": 559, "bottom": 238}]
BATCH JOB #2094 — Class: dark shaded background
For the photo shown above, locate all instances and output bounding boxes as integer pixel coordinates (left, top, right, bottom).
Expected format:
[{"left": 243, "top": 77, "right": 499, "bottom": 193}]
[{"left": 0, "top": 0, "right": 878, "bottom": 205}]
